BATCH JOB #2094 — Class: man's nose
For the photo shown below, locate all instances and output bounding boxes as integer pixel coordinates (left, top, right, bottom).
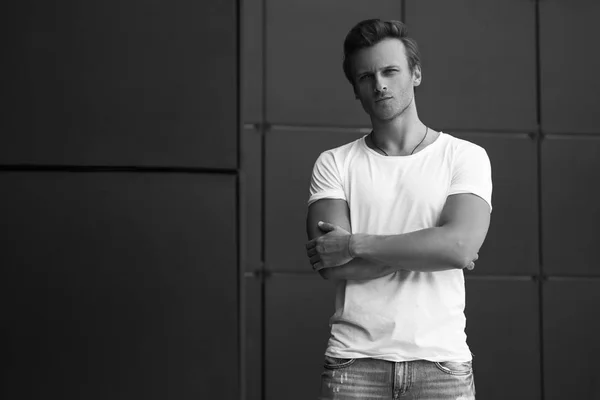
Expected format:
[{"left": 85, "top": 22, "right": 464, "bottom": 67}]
[{"left": 373, "top": 77, "right": 387, "bottom": 93}]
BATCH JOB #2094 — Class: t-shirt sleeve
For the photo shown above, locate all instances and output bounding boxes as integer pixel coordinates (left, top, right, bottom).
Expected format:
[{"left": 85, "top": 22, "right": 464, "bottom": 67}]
[
  {"left": 448, "top": 144, "right": 493, "bottom": 212},
  {"left": 307, "top": 151, "right": 346, "bottom": 206}
]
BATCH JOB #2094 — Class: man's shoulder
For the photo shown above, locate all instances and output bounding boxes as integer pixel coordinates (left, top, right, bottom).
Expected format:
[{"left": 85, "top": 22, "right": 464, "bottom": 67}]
[
  {"left": 318, "top": 135, "right": 365, "bottom": 161},
  {"left": 441, "top": 133, "right": 487, "bottom": 155}
]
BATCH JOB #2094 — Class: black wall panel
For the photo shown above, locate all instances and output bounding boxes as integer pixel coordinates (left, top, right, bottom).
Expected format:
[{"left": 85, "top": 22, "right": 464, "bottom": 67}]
[
  {"left": 405, "top": 0, "right": 537, "bottom": 131},
  {"left": 265, "top": 274, "right": 336, "bottom": 400},
  {"left": 465, "top": 278, "right": 541, "bottom": 400},
  {"left": 540, "top": 0, "right": 600, "bottom": 134},
  {"left": 266, "top": 0, "right": 401, "bottom": 126},
  {"left": 542, "top": 136, "right": 600, "bottom": 276},
  {"left": 242, "top": 0, "right": 263, "bottom": 124},
  {"left": 265, "top": 129, "right": 364, "bottom": 271},
  {"left": 0, "top": 172, "right": 238, "bottom": 399},
  {"left": 454, "top": 133, "right": 538, "bottom": 275},
  {"left": 242, "top": 127, "right": 263, "bottom": 271},
  {"left": 543, "top": 279, "right": 600, "bottom": 400},
  {"left": 245, "top": 275, "right": 263, "bottom": 400},
  {"left": 1, "top": 1, "right": 237, "bottom": 169}
]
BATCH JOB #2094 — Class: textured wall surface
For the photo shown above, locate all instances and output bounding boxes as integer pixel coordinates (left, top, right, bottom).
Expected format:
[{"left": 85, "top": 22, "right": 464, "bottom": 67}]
[
  {"left": 1, "top": 1, "right": 239, "bottom": 399},
  {"left": 242, "top": 1, "right": 600, "bottom": 400}
]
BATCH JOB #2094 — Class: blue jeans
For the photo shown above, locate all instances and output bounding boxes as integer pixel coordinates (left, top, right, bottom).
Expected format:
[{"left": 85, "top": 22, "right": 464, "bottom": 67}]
[{"left": 319, "top": 356, "right": 476, "bottom": 400}]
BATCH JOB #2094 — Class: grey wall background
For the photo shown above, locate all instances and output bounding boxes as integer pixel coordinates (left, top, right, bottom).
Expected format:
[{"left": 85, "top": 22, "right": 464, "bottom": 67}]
[
  {"left": 2, "top": 0, "right": 239, "bottom": 399},
  {"left": 1, "top": 0, "right": 599, "bottom": 399},
  {"left": 243, "top": 1, "right": 600, "bottom": 400}
]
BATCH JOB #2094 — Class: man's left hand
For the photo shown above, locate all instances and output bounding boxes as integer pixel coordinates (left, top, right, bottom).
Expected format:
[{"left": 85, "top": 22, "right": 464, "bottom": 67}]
[{"left": 305, "top": 221, "right": 354, "bottom": 271}]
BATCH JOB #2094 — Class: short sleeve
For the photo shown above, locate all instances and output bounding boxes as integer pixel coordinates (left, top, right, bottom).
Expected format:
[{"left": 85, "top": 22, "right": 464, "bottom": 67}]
[
  {"left": 448, "top": 144, "right": 493, "bottom": 212},
  {"left": 307, "top": 151, "right": 346, "bottom": 206}
]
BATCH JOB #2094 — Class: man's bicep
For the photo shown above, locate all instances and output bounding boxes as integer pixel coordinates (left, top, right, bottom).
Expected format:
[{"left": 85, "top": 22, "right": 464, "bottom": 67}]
[
  {"left": 306, "top": 199, "right": 351, "bottom": 240},
  {"left": 439, "top": 193, "right": 491, "bottom": 253}
]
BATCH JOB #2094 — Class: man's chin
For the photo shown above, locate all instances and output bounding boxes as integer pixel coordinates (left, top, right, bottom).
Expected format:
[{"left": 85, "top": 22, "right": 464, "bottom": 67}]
[{"left": 369, "top": 110, "right": 399, "bottom": 122}]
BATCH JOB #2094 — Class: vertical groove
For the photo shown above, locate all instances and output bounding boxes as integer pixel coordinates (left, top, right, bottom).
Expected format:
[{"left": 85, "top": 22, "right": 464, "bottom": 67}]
[
  {"left": 534, "top": 1, "right": 546, "bottom": 399},
  {"left": 236, "top": 0, "right": 244, "bottom": 398},
  {"left": 260, "top": 0, "right": 267, "bottom": 398}
]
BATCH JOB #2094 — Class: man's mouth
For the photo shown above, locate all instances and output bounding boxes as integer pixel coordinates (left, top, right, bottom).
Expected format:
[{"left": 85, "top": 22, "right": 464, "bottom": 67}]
[{"left": 375, "top": 97, "right": 392, "bottom": 103}]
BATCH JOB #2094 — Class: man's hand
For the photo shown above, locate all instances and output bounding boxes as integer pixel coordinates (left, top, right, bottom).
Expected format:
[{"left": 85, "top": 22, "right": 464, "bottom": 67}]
[{"left": 305, "top": 221, "right": 354, "bottom": 271}]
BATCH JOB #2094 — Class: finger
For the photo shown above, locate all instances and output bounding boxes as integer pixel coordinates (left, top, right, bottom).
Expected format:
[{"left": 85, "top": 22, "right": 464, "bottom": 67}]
[
  {"left": 313, "top": 261, "right": 323, "bottom": 271},
  {"left": 306, "top": 248, "right": 317, "bottom": 257},
  {"left": 317, "top": 221, "right": 336, "bottom": 232},
  {"left": 309, "top": 255, "right": 321, "bottom": 264},
  {"left": 306, "top": 240, "right": 317, "bottom": 250}
]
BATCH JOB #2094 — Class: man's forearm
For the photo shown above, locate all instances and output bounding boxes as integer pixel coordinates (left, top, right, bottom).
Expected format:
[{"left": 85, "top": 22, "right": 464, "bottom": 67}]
[
  {"left": 350, "top": 226, "right": 475, "bottom": 272},
  {"left": 320, "top": 254, "right": 458, "bottom": 281},
  {"left": 319, "top": 257, "right": 392, "bottom": 280}
]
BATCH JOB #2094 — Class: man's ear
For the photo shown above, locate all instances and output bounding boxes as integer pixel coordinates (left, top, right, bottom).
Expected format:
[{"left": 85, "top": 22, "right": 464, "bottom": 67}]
[{"left": 413, "top": 66, "right": 422, "bottom": 87}]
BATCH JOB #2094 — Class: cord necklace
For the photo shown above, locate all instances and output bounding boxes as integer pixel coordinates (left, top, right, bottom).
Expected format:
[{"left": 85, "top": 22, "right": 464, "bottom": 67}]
[{"left": 371, "top": 126, "right": 429, "bottom": 156}]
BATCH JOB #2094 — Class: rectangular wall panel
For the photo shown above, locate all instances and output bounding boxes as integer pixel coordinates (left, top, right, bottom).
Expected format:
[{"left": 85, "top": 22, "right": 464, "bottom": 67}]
[
  {"left": 540, "top": 0, "right": 600, "bottom": 134},
  {"left": 0, "top": 172, "right": 238, "bottom": 399},
  {"left": 242, "top": 127, "right": 263, "bottom": 271},
  {"left": 454, "top": 133, "right": 538, "bottom": 275},
  {"left": 242, "top": 0, "right": 263, "bottom": 124},
  {"left": 265, "top": 274, "right": 337, "bottom": 400},
  {"left": 465, "top": 277, "right": 541, "bottom": 400},
  {"left": 266, "top": 0, "right": 401, "bottom": 126},
  {"left": 542, "top": 136, "right": 600, "bottom": 275},
  {"left": 245, "top": 275, "right": 263, "bottom": 400},
  {"left": 543, "top": 279, "right": 600, "bottom": 400},
  {"left": 405, "top": 0, "right": 537, "bottom": 131},
  {"left": 1, "top": 1, "right": 238, "bottom": 168},
  {"left": 265, "top": 129, "right": 364, "bottom": 272}
]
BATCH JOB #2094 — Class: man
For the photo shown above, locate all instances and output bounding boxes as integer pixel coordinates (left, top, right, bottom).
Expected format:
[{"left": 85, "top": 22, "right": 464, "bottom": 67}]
[{"left": 305, "top": 19, "right": 492, "bottom": 399}]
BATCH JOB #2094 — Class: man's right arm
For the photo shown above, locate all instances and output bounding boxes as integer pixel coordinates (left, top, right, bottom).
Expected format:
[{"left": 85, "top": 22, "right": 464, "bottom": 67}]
[{"left": 306, "top": 199, "right": 394, "bottom": 280}]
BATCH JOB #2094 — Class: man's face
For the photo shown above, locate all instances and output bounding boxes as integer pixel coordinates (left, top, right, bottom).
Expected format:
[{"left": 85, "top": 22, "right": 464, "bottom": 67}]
[{"left": 352, "top": 38, "right": 421, "bottom": 122}]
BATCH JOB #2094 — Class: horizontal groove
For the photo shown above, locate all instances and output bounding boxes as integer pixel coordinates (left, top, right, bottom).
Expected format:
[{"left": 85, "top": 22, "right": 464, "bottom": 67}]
[
  {"left": 541, "top": 132, "right": 600, "bottom": 139},
  {"left": 437, "top": 128, "right": 536, "bottom": 136},
  {"left": 266, "top": 271, "right": 541, "bottom": 280},
  {"left": 267, "top": 270, "right": 315, "bottom": 277},
  {"left": 452, "top": 131, "right": 533, "bottom": 139},
  {"left": 243, "top": 123, "right": 260, "bottom": 130},
  {"left": 465, "top": 275, "right": 537, "bottom": 281},
  {"left": 270, "top": 124, "right": 371, "bottom": 134},
  {"left": 0, "top": 164, "right": 239, "bottom": 175},
  {"left": 544, "top": 275, "right": 600, "bottom": 281}
]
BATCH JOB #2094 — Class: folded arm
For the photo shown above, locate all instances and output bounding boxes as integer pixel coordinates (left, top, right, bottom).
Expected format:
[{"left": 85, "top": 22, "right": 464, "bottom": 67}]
[
  {"left": 306, "top": 194, "right": 490, "bottom": 280},
  {"left": 306, "top": 199, "right": 394, "bottom": 280}
]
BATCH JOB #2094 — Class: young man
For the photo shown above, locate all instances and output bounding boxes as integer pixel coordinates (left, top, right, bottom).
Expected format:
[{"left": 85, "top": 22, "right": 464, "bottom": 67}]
[{"left": 305, "top": 19, "right": 492, "bottom": 399}]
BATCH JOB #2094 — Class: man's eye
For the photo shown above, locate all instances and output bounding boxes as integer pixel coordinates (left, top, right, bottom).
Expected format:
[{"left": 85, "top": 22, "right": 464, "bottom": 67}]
[{"left": 359, "top": 75, "right": 370, "bottom": 81}]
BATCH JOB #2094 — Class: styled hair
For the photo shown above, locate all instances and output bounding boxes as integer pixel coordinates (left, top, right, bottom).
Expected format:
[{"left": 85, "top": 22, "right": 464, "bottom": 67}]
[{"left": 342, "top": 19, "right": 421, "bottom": 86}]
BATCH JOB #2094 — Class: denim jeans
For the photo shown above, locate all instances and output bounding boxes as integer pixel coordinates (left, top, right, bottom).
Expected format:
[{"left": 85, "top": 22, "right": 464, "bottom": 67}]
[{"left": 319, "top": 356, "right": 476, "bottom": 400}]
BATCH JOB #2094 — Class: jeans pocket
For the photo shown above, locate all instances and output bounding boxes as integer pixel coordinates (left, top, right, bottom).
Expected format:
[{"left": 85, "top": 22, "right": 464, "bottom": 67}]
[
  {"left": 434, "top": 360, "right": 473, "bottom": 376},
  {"left": 324, "top": 355, "right": 356, "bottom": 370}
]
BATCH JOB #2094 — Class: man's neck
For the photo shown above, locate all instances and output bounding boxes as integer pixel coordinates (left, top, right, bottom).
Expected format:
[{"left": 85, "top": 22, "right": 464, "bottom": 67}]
[{"left": 370, "top": 109, "right": 426, "bottom": 155}]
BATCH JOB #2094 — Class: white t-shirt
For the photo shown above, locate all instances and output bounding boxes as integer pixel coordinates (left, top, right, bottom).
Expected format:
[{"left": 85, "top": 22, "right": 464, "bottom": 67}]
[{"left": 307, "top": 132, "right": 492, "bottom": 362}]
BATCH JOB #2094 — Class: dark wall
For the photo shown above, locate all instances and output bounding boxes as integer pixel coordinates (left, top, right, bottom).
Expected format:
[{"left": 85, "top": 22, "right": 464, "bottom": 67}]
[
  {"left": 242, "top": 1, "right": 600, "bottom": 400},
  {"left": 1, "top": 1, "right": 239, "bottom": 399}
]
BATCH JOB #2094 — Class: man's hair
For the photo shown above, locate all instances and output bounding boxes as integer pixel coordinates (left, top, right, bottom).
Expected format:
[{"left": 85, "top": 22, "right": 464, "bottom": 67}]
[{"left": 342, "top": 19, "right": 421, "bottom": 86}]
